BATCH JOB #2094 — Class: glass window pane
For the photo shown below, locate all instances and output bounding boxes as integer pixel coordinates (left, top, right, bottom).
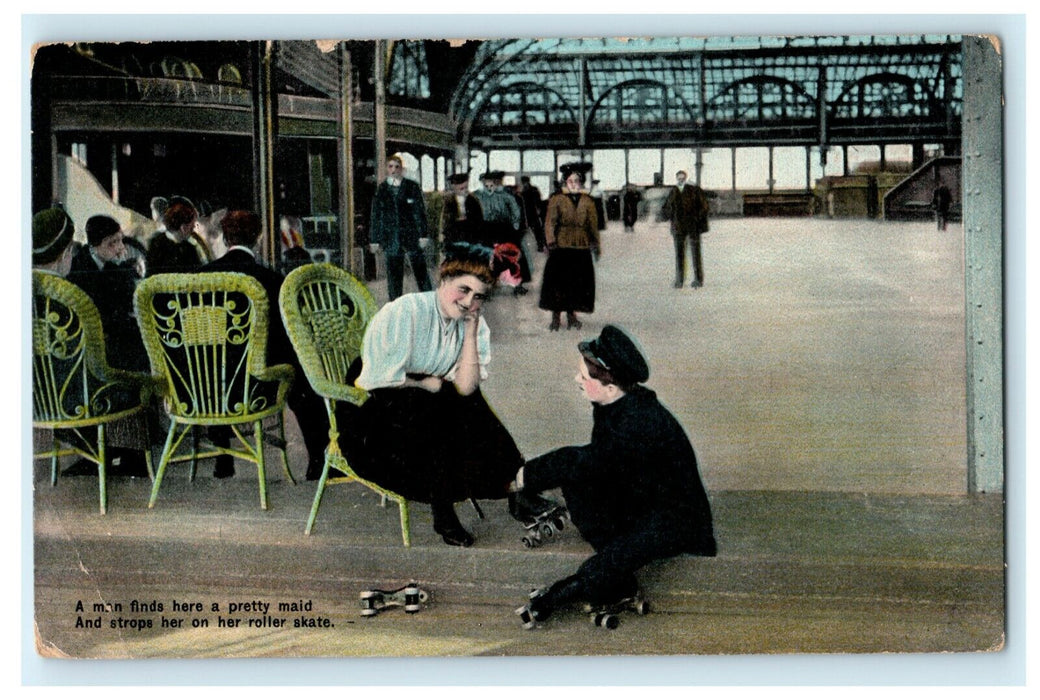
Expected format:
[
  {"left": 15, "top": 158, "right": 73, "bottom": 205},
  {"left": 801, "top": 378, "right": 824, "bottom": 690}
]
[
  {"left": 701, "top": 148, "right": 733, "bottom": 191},
  {"left": 591, "top": 149, "right": 625, "bottom": 190},
  {"left": 663, "top": 149, "right": 693, "bottom": 185},
  {"left": 847, "top": 145, "right": 880, "bottom": 174},
  {"left": 626, "top": 148, "right": 661, "bottom": 186},
  {"left": 521, "top": 150, "right": 555, "bottom": 172},
  {"left": 735, "top": 147, "right": 770, "bottom": 190},
  {"left": 488, "top": 150, "right": 521, "bottom": 174},
  {"left": 773, "top": 146, "right": 808, "bottom": 189}
]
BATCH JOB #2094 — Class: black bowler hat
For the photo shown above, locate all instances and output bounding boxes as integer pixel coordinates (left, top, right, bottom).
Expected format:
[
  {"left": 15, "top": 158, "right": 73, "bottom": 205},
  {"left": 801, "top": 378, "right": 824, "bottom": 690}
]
[
  {"left": 578, "top": 325, "right": 649, "bottom": 387},
  {"left": 481, "top": 170, "right": 505, "bottom": 181},
  {"left": 448, "top": 173, "right": 470, "bottom": 185},
  {"left": 85, "top": 215, "right": 121, "bottom": 247}
]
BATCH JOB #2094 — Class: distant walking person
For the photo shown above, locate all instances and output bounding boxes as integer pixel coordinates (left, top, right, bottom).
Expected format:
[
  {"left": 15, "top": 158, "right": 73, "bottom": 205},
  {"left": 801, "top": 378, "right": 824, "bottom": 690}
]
[
  {"left": 369, "top": 154, "right": 433, "bottom": 301},
  {"left": 622, "top": 184, "right": 641, "bottom": 232},
  {"left": 662, "top": 170, "right": 710, "bottom": 288},
  {"left": 475, "top": 171, "right": 530, "bottom": 295},
  {"left": 931, "top": 180, "right": 952, "bottom": 231},
  {"left": 540, "top": 162, "right": 599, "bottom": 331},
  {"left": 520, "top": 176, "right": 546, "bottom": 252}
]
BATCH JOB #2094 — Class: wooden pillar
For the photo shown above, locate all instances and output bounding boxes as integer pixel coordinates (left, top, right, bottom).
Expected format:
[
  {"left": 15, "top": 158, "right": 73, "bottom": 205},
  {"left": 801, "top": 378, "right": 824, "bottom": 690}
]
[
  {"left": 110, "top": 143, "right": 120, "bottom": 205},
  {"left": 251, "top": 40, "right": 277, "bottom": 265},
  {"left": 374, "top": 40, "right": 389, "bottom": 183},
  {"left": 338, "top": 44, "right": 355, "bottom": 274}
]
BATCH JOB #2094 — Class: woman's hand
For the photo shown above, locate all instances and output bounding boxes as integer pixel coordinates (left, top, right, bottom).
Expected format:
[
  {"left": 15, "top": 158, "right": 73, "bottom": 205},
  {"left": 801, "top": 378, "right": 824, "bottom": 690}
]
[
  {"left": 404, "top": 373, "right": 444, "bottom": 393},
  {"left": 418, "top": 375, "right": 444, "bottom": 393},
  {"left": 462, "top": 304, "right": 481, "bottom": 327}
]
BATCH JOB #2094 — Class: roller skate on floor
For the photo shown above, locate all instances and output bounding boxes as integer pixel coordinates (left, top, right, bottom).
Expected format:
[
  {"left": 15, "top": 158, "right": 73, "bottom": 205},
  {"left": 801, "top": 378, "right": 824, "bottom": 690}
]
[
  {"left": 514, "top": 588, "right": 548, "bottom": 630},
  {"left": 510, "top": 492, "right": 570, "bottom": 548},
  {"left": 359, "top": 582, "right": 430, "bottom": 617},
  {"left": 515, "top": 587, "right": 649, "bottom": 630},
  {"left": 583, "top": 593, "right": 650, "bottom": 629}
]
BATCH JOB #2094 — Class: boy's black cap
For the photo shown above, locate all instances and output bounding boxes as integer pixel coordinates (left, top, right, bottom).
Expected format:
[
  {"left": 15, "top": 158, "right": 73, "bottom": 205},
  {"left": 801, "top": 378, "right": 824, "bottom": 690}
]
[
  {"left": 578, "top": 325, "right": 649, "bottom": 386},
  {"left": 448, "top": 173, "right": 470, "bottom": 185}
]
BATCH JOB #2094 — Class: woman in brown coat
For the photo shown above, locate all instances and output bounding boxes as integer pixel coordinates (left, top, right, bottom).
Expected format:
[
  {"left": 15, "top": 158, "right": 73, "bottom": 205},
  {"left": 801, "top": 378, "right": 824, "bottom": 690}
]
[{"left": 539, "top": 162, "right": 600, "bottom": 331}]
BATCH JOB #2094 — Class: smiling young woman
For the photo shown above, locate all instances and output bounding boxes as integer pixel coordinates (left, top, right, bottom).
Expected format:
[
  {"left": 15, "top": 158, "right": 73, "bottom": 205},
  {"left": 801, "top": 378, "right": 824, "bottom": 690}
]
[{"left": 341, "top": 242, "right": 545, "bottom": 547}]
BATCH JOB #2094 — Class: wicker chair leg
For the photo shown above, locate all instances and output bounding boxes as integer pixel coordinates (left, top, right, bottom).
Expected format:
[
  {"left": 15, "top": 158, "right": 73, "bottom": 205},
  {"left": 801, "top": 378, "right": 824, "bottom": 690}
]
[
  {"left": 50, "top": 434, "right": 59, "bottom": 486},
  {"left": 97, "top": 424, "right": 107, "bottom": 515},
  {"left": 255, "top": 420, "right": 268, "bottom": 510},
  {"left": 398, "top": 500, "right": 411, "bottom": 547},
  {"left": 189, "top": 425, "right": 199, "bottom": 482},
  {"left": 276, "top": 413, "right": 294, "bottom": 484},
  {"left": 304, "top": 460, "right": 331, "bottom": 535},
  {"left": 149, "top": 422, "right": 179, "bottom": 508}
]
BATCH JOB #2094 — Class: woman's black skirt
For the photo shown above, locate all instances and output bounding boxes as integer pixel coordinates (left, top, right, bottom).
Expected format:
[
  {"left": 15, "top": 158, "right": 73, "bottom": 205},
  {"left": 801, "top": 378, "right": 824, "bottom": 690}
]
[
  {"left": 538, "top": 247, "right": 595, "bottom": 313},
  {"left": 336, "top": 385, "right": 522, "bottom": 503}
]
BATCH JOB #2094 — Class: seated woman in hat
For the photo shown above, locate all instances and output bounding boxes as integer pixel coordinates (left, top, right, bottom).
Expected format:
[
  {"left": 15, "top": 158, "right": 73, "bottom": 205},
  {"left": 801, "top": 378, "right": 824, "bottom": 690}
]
[
  {"left": 343, "top": 242, "right": 555, "bottom": 547},
  {"left": 512, "top": 325, "right": 717, "bottom": 625},
  {"left": 540, "top": 162, "right": 599, "bottom": 331}
]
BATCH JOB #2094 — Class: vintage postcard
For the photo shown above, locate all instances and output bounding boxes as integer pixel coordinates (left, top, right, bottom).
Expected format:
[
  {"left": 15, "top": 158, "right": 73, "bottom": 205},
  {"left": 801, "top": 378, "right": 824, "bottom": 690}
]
[{"left": 23, "top": 16, "right": 1017, "bottom": 686}]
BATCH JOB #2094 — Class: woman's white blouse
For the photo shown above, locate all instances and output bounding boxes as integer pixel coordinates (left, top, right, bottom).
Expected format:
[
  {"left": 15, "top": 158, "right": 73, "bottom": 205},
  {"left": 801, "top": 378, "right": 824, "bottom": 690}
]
[{"left": 356, "top": 291, "right": 491, "bottom": 390}]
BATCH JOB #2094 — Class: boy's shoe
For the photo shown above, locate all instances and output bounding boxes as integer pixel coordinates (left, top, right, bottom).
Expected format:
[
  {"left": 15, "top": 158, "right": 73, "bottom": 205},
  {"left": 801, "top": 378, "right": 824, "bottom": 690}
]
[{"left": 508, "top": 491, "right": 563, "bottom": 525}]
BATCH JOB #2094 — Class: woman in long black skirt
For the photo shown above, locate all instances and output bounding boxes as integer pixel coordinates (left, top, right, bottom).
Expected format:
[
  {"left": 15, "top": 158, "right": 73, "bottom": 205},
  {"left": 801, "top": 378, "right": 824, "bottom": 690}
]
[
  {"left": 539, "top": 162, "right": 600, "bottom": 331},
  {"left": 342, "top": 243, "right": 555, "bottom": 547}
]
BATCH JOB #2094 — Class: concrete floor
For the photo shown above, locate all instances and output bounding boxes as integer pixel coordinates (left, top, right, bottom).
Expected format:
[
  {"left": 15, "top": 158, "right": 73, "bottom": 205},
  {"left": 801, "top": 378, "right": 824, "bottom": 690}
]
[{"left": 27, "top": 218, "right": 1005, "bottom": 679}]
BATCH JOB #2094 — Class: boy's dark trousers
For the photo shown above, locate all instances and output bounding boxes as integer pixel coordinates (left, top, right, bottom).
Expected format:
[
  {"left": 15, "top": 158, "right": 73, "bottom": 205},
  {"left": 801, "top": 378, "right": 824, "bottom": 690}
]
[{"left": 532, "top": 486, "right": 685, "bottom": 614}]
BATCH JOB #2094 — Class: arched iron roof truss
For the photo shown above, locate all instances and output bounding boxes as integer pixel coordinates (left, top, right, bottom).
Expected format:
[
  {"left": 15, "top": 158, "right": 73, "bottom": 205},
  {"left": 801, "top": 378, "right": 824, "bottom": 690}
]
[{"left": 451, "top": 35, "right": 963, "bottom": 150}]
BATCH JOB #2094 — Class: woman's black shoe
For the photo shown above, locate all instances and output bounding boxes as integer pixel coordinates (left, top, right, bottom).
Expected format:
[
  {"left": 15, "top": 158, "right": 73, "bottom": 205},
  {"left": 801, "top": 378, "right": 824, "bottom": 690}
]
[
  {"left": 435, "top": 524, "right": 475, "bottom": 547},
  {"left": 432, "top": 501, "right": 475, "bottom": 547}
]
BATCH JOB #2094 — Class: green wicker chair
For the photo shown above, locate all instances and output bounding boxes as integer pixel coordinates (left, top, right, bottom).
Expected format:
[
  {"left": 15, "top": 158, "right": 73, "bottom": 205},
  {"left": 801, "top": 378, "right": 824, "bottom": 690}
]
[
  {"left": 134, "top": 272, "right": 296, "bottom": 510},
  {"left": 279, "top": 263, "right": 412, "bottom": 545},
  {"left": 31, "top": 271, "right": 155, "bottom": 514}
]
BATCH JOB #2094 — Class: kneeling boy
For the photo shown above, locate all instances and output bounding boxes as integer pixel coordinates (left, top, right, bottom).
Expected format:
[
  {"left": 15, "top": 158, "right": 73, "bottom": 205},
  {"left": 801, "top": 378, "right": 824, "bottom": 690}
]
[{"left": 513, "top": 325, "right": 716, "bottom": 625}]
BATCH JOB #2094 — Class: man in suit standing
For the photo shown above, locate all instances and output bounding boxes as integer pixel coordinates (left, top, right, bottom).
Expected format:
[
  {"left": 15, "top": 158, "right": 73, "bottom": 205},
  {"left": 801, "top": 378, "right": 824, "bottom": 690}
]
[
  {"left": 662, "top": 170, "right": 710, "bottom": 288},
  {"left": 368, "top": 154, "right": 432, "bottom": 301},
  {"left": 439, "top": 172, "right": 484, "bottom": 246},
  {"left": 201, "top": 210, "right": 330, "bottom": 481}
]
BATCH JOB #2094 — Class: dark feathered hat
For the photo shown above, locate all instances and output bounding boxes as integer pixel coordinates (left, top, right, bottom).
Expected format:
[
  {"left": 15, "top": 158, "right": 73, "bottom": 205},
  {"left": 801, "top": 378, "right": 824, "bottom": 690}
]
[{"left": 559, "top": 162, "right": 593, "bottom": 178}]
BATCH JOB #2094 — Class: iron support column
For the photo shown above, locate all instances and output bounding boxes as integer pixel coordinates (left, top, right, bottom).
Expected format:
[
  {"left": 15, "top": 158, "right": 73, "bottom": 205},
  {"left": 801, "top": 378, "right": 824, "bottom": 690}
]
[{"left": 961, "top": 36, "right": 1004, "bottom": 493}]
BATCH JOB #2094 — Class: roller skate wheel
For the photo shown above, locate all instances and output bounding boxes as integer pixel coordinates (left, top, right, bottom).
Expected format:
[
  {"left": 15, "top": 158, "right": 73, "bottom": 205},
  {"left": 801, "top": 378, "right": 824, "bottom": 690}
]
[
  {"left": 540, "top": 523, "right": 554, "bottom": 538},
  {"left": 360, "top": 607, "right": 379, "bottom": 617},
  {"left": 522, "top": 536, "right": 537, "bottom": 548},
  {"left": 594, "top": 612, "right": 619, "bottom": 629},
  {"left": 359, "top": 590, "right": 378, "bottom": 601},
  {"left": 404, "top": 604, "right": 421, "bottom": 613},
  {"left": 635, "top": 600, "right": 650, "bottom": 615},
  {"left": 552, "top": 517, "right": 567, "bottom": 530},
  {"left": 515, "top": 605, "right": 537, "bottom": 629}
]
